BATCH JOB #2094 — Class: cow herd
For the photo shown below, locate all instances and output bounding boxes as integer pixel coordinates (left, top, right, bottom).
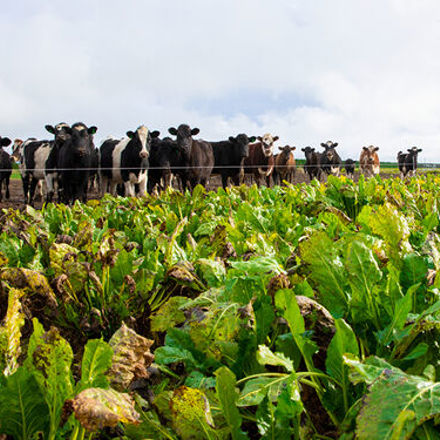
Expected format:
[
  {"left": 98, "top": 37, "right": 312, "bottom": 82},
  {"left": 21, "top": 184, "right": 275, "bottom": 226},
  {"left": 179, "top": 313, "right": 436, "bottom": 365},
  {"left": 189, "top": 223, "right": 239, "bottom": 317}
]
[{"left": 0, "top": 122, "right": 425, "bottom": 205}]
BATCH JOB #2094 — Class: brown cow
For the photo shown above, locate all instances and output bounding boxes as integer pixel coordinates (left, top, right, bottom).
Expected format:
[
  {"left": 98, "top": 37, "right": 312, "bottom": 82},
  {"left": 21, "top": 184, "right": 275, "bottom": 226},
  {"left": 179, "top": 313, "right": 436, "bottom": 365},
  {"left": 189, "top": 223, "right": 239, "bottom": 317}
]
[
  {"left": 273, "top": 145, "right": 296, "bottom": 185},
  {"left": 359, "top": 145, "right": 380, "bottom": 177},
  {"left": 243, "top": 133, "right": 278, "bottom": 186}
]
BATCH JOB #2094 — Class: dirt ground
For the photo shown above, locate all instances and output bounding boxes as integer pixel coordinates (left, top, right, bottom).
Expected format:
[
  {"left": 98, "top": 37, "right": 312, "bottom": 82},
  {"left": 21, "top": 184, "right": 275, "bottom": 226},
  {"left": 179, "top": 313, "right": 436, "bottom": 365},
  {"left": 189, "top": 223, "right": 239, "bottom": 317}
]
[{"left": 0, "top": 168, "right": 404, "bottom": 210}]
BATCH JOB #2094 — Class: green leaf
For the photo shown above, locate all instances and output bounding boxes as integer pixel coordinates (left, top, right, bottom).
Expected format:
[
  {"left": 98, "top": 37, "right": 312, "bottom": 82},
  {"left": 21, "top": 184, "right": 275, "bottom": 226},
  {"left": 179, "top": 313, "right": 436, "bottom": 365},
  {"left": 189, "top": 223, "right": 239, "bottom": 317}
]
[
  {"left": 326, "top": 319, "right": 359, "bottom": 413},
  {"left": 77, "top": 339, "right": 113, "bottom": 391},
  {"left": 0, "top": 367, "right": 50, "bottom": 439},
  {"left": 215, "top": 367, "right": 248, "bottom": 440},
  {"left": 354, "top": 367, "right": 440, "bottom": 439},
  {"left": 400, "top": 253, "right": 428, "bottom": 291},
  {"left": 346, "top": 240, "right": 382, "bottom": 326},
  {"left": 238, "top": 376, "right": 291, "bottom": 407},
  {"left": 256, "top": 345, "right": 294, "bottom": 372},
  {"left": 150, "top": 296, "right": 188, "bottom": 332},
  {"left": 299, "top": 232, "right": 348, "bottom": 317}
]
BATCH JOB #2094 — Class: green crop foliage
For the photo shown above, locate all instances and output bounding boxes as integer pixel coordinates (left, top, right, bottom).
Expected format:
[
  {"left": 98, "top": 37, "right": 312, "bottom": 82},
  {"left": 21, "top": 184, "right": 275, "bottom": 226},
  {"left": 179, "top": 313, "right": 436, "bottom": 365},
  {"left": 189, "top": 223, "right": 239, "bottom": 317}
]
[{"left": 1, "top": 174, "right": 440, "bottom": 438}]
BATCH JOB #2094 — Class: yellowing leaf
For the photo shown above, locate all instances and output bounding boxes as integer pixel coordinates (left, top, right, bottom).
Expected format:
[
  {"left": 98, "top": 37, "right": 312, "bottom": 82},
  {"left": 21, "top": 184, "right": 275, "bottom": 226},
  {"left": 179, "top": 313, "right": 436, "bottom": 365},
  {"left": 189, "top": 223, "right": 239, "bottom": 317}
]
[
  {"left": 70, "top": 387, "right": 140, "bottom": 432},
  {"left": 108, "top": 323, "right": 154, "bottom": 390}
]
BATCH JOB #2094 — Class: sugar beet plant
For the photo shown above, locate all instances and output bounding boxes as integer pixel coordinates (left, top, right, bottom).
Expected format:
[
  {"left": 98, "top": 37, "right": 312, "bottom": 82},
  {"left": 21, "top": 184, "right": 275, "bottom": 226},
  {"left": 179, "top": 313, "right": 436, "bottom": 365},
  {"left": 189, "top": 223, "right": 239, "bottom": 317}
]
[{"left": 1, "top": 174, "right": 440, "bottom": 438}]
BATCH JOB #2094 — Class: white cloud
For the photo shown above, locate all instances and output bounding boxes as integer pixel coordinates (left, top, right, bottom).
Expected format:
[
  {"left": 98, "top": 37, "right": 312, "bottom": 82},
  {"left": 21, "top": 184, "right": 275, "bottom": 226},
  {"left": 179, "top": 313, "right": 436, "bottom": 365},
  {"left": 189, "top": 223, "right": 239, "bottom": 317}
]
[{"left": 0, "top": 0, "right": 439, "bottom": 161}]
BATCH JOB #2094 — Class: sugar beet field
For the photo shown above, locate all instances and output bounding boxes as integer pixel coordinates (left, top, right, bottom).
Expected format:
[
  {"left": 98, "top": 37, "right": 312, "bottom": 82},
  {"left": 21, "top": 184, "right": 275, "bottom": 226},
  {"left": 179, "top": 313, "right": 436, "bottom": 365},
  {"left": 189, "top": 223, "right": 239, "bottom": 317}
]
[{"left": 2, "top": 173, "right": 440, "bottom": 439}]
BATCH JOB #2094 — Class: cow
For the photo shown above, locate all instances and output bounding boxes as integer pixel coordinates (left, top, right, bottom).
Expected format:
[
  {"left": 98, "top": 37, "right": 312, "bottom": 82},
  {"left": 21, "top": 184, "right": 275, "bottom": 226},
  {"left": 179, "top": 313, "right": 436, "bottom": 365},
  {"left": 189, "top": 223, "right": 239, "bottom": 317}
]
[
  {"left": 12, "top": 137, "right": 52, "bottom": 205},
  {"left": 302, "top": 146, "right": 321, "bottom": 181},
  {"left": 359, "top": 145, "right": 380, "bottom": 178},
  {"left": 45, "top": 122, "right": 71, "bottom": 202},
  {"left": 243, "top": 134, "right": 278, "bottom": 186},
  {"left": 273, "top": 145, "right": 296, "bottom": 185},
  {"left": 344, "top": 159, "right": 356, "bottom": 179},
  {"left": 210, "top": 134, "right": 256, "bottom": 188},
  {"left": 397, "top": 147, "right": 423, "bottom": 178},
  {"left": 99, "top": 126, "right": 159, "bottom": 197},
  {"left": 57, "top": 122, "right": 97, "bottom": 204},
  {"left": 0, "top": 137, "right": 12, "bottom": 201},
  {"left": 168, "top": 124, "right": 214, "bottom": 191},
  {"left": 320, "top": 141, "right": 341, "bottom": 177},
  {"left": 148, "top": 135, "right": 183, "bottom": 193}
]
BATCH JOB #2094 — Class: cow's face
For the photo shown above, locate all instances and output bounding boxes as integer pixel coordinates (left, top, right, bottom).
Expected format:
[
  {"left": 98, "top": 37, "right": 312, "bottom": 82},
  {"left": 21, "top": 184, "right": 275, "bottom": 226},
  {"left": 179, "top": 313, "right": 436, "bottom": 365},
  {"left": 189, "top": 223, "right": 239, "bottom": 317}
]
[
  {"left": 66, "top": 123, "right": 97, "bottom": 157},
  {"left": 230, "top": 134, "right": 256, "bottom": 159},
  {"left": 168, "top": 124, "right": 199, "bottom": 156},
  {"left": 301, "top": 146, "right": 314, "bottom": 159},
  {"left": 257, "top": 133, "right": 278, "bottom": 157},
  {"left": 321, "top": 141, "right": 338, "bottom": 161},
  {"left": 127, "top": 125, "right": 152, "bottom": 159},
  {"left": 280, "top": 145, "right": 296, "bottom": 157},
  {"left": 362, "top": 146, "right": 379, "bottom": 164},
  {"left": 408, "top": 146, "right": 422, "bottom": 154},
  {"left": 46, "top": 122, "right": 71, "bottom": 143},
  {"left": 11, "top": 139, "right": 23, "bottom": 161}
]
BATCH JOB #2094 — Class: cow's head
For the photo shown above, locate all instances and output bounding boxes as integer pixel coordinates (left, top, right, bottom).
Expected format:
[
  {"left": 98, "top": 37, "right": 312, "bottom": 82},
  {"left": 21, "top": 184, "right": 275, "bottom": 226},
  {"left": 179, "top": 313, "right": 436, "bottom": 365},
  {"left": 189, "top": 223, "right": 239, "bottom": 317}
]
[
  {"left": 168, "top": 124, "right": 199, "bottom": 157},
  {"left": 229, "top": 134, "right": 256, "bottom": 159},
  {"left": 362, "top": 145, "right": 379, "bottom": 164},
  {"left": 11, "top": 139, "right": 23, "bottom": 162},
  {"left": 408, "top": 146, "right": 422, "bottom": 154},
  {"left": 280, "top": 145, "right": 296, "bottom": 156},
  {"left": 65, "top": 123, "right": 98, "bottom": 157},
  {"left": 301, "top": 146, "right": 315, "bottom": 158},
  {"left": 45, "top": 122, "right": 71, "bottom": 144},
  {"left": 257, "top": 133, "right": 278, "bottom": 157},
  {"left": 0, "top": 136, "right": 11, "bottom": 150},
  {"left": 321, "top": 140, "right": 338, "bottom": 161},
  {"left": 126, "top": 125, "right": 158, "bottom": 160}
]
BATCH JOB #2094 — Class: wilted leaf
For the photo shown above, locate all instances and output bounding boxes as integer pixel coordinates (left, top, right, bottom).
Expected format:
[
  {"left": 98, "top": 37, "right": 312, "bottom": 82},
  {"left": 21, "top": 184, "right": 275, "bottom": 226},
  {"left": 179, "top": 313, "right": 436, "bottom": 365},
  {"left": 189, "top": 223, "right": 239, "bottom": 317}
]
[
  {"left": 170, "top": 386, "right": 214, "bottom": 440},
  {"left": 1, "top": 288, "right": 25, "bottom": 376},
  {"left": 150, "top": 296, "right": 187, "bottom": 332},
  {"left": 70, "top": 387, "right": 140, "bottom": 432},
  {"left": 108, "top": 323, "right": 154, "bottom": 390}
]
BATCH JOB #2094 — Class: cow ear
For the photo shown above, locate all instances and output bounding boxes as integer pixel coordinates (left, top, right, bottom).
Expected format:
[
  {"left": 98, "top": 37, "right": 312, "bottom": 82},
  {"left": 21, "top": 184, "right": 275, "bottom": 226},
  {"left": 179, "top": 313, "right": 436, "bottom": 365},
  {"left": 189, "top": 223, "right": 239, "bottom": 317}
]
[
  {"left": 45, "top": 125, "right": 55, "bottom": 134},
  {"left": 301, "top": 148, "right": 306, "bottom": 152},
  {"left": 88, "top": 126, "right": 98, "bottom": 135},
  {"left": 374, "top": 147, "right": 379, "bottom": 152},
  {"left": 1, "top": 137, "right": 11, "bottom": 147},
  {"left": 191, "top": 127, "right": 200, "bottom": 136},
  {"left": 321, "top": 143, "right": 326, "bottom": 148},
  {"left": 168, "top": 127, "right": 177, "bottom": 136},
  {"left": 311, "top": 148, "right": 315, "bottom": 151},
  {"left": 273, "top": 136, "right": 279, "bottom": 142},
  {"left": 418, "top": 148, "right": 422, "bottom": 152},
  {"left": 407, "top": 149, "right": 412, "bottom": 152},
  {"left": 65, "top": 126, "right": 73, "bottom": 135},
  {"left": 333, "top": 143, "right": 338, "bottom": 147},
  {"left": 363, "top": 146, "right": 368, "bottom": 151},
  {"left": 257, "top": 136, "right": 262, "bottom": 141},
  {"left": 279, "top": 146, "right": 286, "bottom": 151},
  {"left": 291, "top": 146, "right": 296, "bottom": 151},
  {"left": 248, "top": 136, "right": 256, "bottom": 143},
  {"left": 127, "top": 131, "right": 135, "bottom": 139},
  {"left": 151, "top": 130, "right": 160, "bottom": 138},
  {"left": 228, "top": 136, "right": 235, "bottom": 142}
]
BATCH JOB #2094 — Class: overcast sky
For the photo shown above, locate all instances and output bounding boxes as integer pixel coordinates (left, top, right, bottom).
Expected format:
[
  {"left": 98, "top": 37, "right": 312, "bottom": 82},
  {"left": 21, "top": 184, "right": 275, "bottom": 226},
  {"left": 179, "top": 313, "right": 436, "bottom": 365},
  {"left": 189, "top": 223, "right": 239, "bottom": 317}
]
[{"left": 1, "top": 0, "right": 440, "bottom": 161}]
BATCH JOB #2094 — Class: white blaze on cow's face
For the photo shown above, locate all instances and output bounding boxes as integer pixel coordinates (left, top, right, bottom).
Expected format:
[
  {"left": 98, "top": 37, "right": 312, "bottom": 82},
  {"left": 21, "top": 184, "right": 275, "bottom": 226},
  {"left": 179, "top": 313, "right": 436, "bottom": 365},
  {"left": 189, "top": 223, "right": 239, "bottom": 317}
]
[
  {"left": 260, "top": 133, "right": 277, "bottom": 157},
  {"left": 136, "top": 125, "right": 149, "bottom": 159}
]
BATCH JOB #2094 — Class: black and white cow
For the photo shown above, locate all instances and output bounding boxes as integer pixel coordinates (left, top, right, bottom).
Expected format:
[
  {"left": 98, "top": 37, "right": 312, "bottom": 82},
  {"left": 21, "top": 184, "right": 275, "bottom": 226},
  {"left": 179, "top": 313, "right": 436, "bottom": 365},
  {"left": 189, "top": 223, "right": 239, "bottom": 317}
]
[
  {"left": 397, "top": 147, "right": 423, "bottom": 178},
  {"left": 57, "top": 122, "right": 97, "bottom": 204},
  {"left": 168, "top": 124, "right": 214, "bottom": 191},
  {"left": 0, "top": 137, "right": 12, "bottom": 201},
  {"left": 210, "top": 134, "right": 256, "bottom": 188},
  {"left": 320, "top": 141, "right": 342, "bottom": 177},
  {"left": 99, "top": 126, "right": 159, "bottom": 197},
  {"left": 12, "top": 137, "right": 52, "bottom": 205}
]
